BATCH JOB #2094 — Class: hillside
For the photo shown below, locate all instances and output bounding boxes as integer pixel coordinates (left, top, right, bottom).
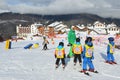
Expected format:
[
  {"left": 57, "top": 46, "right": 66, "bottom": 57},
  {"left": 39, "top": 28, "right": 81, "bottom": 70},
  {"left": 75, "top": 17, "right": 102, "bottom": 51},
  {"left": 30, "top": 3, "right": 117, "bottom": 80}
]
[{"left": 0, "top": 12, "right": 120, "bottom": 39}]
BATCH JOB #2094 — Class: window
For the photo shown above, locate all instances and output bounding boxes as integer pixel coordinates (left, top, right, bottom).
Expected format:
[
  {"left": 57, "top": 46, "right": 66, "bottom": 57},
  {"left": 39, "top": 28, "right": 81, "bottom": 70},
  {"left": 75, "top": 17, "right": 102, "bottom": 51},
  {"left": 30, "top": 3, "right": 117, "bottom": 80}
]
[
  {"left": 114, "top": 28, "right": 116, "bottom": 31},
  {"left": 109, "top": 28, "right": 111, "bottom": 31}
]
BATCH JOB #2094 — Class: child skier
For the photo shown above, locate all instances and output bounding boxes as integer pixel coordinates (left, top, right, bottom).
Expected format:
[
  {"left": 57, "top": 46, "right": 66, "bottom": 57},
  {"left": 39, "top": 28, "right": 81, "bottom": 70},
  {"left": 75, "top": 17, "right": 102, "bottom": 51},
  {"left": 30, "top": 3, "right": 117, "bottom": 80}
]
[
  {"left": 42, "top": 37, "right": 49, "bottom": 50},
  {"left": 72, "top": 38, "right": 82, "bottom": 66},
  {"left": 81, "top": 37, "right": 96, "bottom": 73},
  {"left": 106, "top": 37, "right": 117, "bottom": 64},
  {"left": 54, "top": 42, "right": 66, "bottom": 69}
]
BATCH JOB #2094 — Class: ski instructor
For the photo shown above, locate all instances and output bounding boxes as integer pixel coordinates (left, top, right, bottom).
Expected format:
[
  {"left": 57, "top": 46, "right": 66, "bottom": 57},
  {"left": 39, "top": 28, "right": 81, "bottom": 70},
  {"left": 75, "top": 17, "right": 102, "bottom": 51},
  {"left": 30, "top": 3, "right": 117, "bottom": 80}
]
[{"left": 67, "top": 26, "right": 76, "bottom": 58}]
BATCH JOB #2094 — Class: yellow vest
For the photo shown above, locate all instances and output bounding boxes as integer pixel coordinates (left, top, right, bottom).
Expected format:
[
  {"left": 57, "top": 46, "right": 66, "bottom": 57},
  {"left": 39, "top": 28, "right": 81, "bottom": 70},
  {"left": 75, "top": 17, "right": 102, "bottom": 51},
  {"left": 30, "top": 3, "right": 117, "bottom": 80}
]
[
  {"left": 109, "top": 44, "right": 115, "bottom": 54},
  {"left": 55, "top": 48, "right": 65, "bottom": 58},
  {"left": 85, "top": 45, "right": 94, "bottom": 58},
  {"left": 72, "top": 44, "right": 82, "bottom": 54}
]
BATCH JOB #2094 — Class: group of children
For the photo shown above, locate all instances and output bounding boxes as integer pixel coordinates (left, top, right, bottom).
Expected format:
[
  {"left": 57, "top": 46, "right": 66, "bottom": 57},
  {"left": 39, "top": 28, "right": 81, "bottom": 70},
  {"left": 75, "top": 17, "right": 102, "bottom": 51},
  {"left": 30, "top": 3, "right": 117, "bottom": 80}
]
[{"left": 54, "top": 36, "right": 116, "bottom": 73}]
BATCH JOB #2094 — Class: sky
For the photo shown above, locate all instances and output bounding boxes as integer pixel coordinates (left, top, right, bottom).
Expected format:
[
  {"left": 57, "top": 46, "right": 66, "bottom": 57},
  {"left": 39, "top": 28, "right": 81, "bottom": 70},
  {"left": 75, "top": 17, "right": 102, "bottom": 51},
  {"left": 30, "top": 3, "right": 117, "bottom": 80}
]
[{"left": 0, "top": 0, "right": 120, "bottom": 18}]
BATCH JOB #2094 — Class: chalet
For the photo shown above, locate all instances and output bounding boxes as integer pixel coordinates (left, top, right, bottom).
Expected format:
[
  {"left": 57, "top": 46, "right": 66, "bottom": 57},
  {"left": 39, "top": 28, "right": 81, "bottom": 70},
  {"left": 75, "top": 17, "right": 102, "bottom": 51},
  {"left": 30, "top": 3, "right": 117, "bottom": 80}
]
[
  {"left": 106, "top": 23, "right": 120, "bottom": 35},
  {"left": 47, "top": 21, "right": 68, "bottom": 34},
  {"left": 93, "top": 21, "right": 106, "bottom": 29},
  {"left": 93, "top": 21, "right": 106, "bottom": 34}
]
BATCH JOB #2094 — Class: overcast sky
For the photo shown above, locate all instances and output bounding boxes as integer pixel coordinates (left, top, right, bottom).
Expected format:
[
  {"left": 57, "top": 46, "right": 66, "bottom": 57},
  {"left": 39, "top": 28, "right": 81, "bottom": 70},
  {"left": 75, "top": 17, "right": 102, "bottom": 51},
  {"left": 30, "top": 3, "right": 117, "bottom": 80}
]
[{"left": 0, "top": 0, "right": 120, "bottom": 18}]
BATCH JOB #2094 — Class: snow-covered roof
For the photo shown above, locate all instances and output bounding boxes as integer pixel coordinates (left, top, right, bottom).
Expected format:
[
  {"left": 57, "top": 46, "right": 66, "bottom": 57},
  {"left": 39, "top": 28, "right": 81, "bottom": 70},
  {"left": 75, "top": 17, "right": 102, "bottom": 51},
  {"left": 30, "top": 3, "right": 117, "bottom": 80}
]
[
  {"left": 88, "top": 26, "right": 94, "bottom": 29},
  {"left": 54, "top": 24, "right": 67, "bottom": 29},
  {"left": 76, "top": 25, "right": 85, "bottom": 29},
  {"left": 107, "top": 23, "right": 117, "bottom": 28},
  {"left": 48, "top": 21, "right": 62, "bottom": 27},
  {"left": 93, "top": 21, "right": 105, "bottom": 25},
  {"left": 61, "top": 29, "right": 66, "bottom": 32},
  {"left": 31, "top": 23, "right": 43, "bottom": 27},
  {"left": 94, "top": 21, "right": 100, "bottom": 25}
]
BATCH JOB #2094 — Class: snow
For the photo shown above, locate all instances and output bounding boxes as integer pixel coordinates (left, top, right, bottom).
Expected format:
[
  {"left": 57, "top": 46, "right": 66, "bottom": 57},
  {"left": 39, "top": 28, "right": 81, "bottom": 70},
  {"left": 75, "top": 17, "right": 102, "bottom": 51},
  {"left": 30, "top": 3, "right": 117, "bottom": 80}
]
[
  {"left": 0, "top": 37, "right": 120, "bottom": 80},
  {"left": 48, "top": 21, "right": 62, "bottom": 27}
]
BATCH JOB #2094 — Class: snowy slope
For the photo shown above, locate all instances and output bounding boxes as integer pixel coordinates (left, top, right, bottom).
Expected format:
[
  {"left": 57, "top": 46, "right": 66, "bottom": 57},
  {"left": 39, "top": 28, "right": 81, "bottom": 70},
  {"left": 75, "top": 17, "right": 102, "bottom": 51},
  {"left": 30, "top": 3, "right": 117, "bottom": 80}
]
[{"left": 0, "top": 38, "right": 120, "bottom": 80}]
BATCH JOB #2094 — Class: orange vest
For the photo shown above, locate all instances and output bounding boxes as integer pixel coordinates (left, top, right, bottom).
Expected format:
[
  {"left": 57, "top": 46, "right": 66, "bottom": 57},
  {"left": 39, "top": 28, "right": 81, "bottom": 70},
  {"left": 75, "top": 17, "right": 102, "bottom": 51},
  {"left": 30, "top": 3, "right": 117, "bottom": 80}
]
[
  {"left": 55, "top": 48, "right": 65, "bottom": 58},
  {"left": 72, "top": 44, "right": 82, "bottom": 54}
]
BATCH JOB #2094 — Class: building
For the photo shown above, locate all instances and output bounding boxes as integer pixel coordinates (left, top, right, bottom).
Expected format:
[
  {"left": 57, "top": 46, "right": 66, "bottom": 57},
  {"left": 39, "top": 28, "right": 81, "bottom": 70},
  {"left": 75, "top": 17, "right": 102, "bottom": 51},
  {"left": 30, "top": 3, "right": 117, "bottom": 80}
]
[
  {"left": 16, "top": 23, "right": 43, "bottom": 38},
  {"left": 16, "top": 24, "right": 31, "bottom": 38},
  {"left": 16, "top": 21, "right": 69, "bottom": 38},
  {"left": 93, "top": 21, "right": 106, "bottom": 29},
  {"left": 106, "top": 23, "right": 120, "bottom": 35},
  {"left": 31, "top": 23, "right": 43, "bottom": 36},
  {"left": 16, "top": 21, "right": 120, "bottom": 39},
  {"left": 47, "top": 21, "right": 69, "bottom": 34},
  {"left": 75, "top": 21, "right": 120, "bottom": 36},
  {"left": 93, "top": 21, "right": 106, "bottom": 34},
  {"left": 37, "top": 26, "right": 45, "bottom": 35}
]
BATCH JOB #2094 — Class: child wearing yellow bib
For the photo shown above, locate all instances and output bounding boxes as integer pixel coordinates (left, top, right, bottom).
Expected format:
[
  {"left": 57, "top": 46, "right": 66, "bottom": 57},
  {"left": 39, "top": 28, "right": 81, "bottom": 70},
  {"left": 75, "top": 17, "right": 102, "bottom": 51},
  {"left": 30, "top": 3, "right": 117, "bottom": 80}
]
[{"left": 72, "top": 38, "right": 82, "bottom": 66}]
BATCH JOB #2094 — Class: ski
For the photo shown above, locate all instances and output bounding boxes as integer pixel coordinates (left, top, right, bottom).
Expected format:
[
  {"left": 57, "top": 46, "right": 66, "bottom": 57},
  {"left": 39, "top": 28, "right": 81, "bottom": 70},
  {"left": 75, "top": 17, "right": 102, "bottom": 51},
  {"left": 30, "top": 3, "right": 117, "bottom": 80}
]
[
  {"left": 93, "top": 71, "right": 98, "bottom": 73},
  {"left": 111, "top": 62, "right": 117, "bottom": 64},
  {"left": 79, "top": 71, "right": 90, "bottom": 76},
  {"left": 84, "top": 72, "right": 90, "bottom": 76},
  {"left": 88, "top": 70, "right": 98, "bottom": 73},
  {"left": 105, "top": 61, "right": 117, "bottom": 65}
]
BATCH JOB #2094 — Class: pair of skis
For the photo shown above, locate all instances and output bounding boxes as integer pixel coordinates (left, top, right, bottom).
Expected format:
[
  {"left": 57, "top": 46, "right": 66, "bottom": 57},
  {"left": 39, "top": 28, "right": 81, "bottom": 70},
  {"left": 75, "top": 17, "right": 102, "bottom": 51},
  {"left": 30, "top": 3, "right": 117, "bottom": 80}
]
[
  {"left": 79, "top": 70, "right": 98, "bottom": 76},
  {"left": 105, "top": 61, "right": 117, "bottom": 65}
]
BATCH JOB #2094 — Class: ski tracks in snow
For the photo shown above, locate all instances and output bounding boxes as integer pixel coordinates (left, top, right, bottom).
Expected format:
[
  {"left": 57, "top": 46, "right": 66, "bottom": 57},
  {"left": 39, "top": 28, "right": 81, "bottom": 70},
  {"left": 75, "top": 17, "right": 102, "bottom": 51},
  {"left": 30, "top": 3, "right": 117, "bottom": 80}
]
[{"left": 102, "top": 72, "right": 120, "bottom": 79}]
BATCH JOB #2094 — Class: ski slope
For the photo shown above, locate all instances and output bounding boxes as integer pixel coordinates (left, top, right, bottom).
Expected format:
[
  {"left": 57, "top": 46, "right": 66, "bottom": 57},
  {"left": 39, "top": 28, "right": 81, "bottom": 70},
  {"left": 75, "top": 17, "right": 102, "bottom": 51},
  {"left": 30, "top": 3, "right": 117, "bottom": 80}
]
[{"left": 0, "top": 37, "right": 120, "bottom": 80}]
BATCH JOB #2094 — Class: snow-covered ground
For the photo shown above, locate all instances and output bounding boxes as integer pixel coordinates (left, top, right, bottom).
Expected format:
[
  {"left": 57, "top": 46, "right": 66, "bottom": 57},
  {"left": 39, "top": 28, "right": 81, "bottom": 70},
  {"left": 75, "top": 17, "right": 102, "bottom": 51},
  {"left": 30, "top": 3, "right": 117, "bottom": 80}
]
[{"left": 0, "top": 37, "right": 120, "bottom": 80}]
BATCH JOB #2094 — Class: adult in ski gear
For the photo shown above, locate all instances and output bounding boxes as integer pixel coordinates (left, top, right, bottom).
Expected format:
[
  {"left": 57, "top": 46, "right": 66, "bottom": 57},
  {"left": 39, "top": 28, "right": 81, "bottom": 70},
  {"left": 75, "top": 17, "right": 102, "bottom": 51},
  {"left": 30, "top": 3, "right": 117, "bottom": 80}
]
[
  {"left": 68, "top": 26, "right": 76, "bottom": 46},
  {"left": 54, "top": 42, "right": 66, "bottom": 68},
  {"left": 67, "top": 26, "right": 76, "bottom": 58},
  {"left": 72, "top": 38, "right": 82, "bottom": 65},
  {"left": 81, "top": 37, "right": 95, "bottom": 72},
  {"left": 106, "top": 37, "right": 116, "bottom": 64}
]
